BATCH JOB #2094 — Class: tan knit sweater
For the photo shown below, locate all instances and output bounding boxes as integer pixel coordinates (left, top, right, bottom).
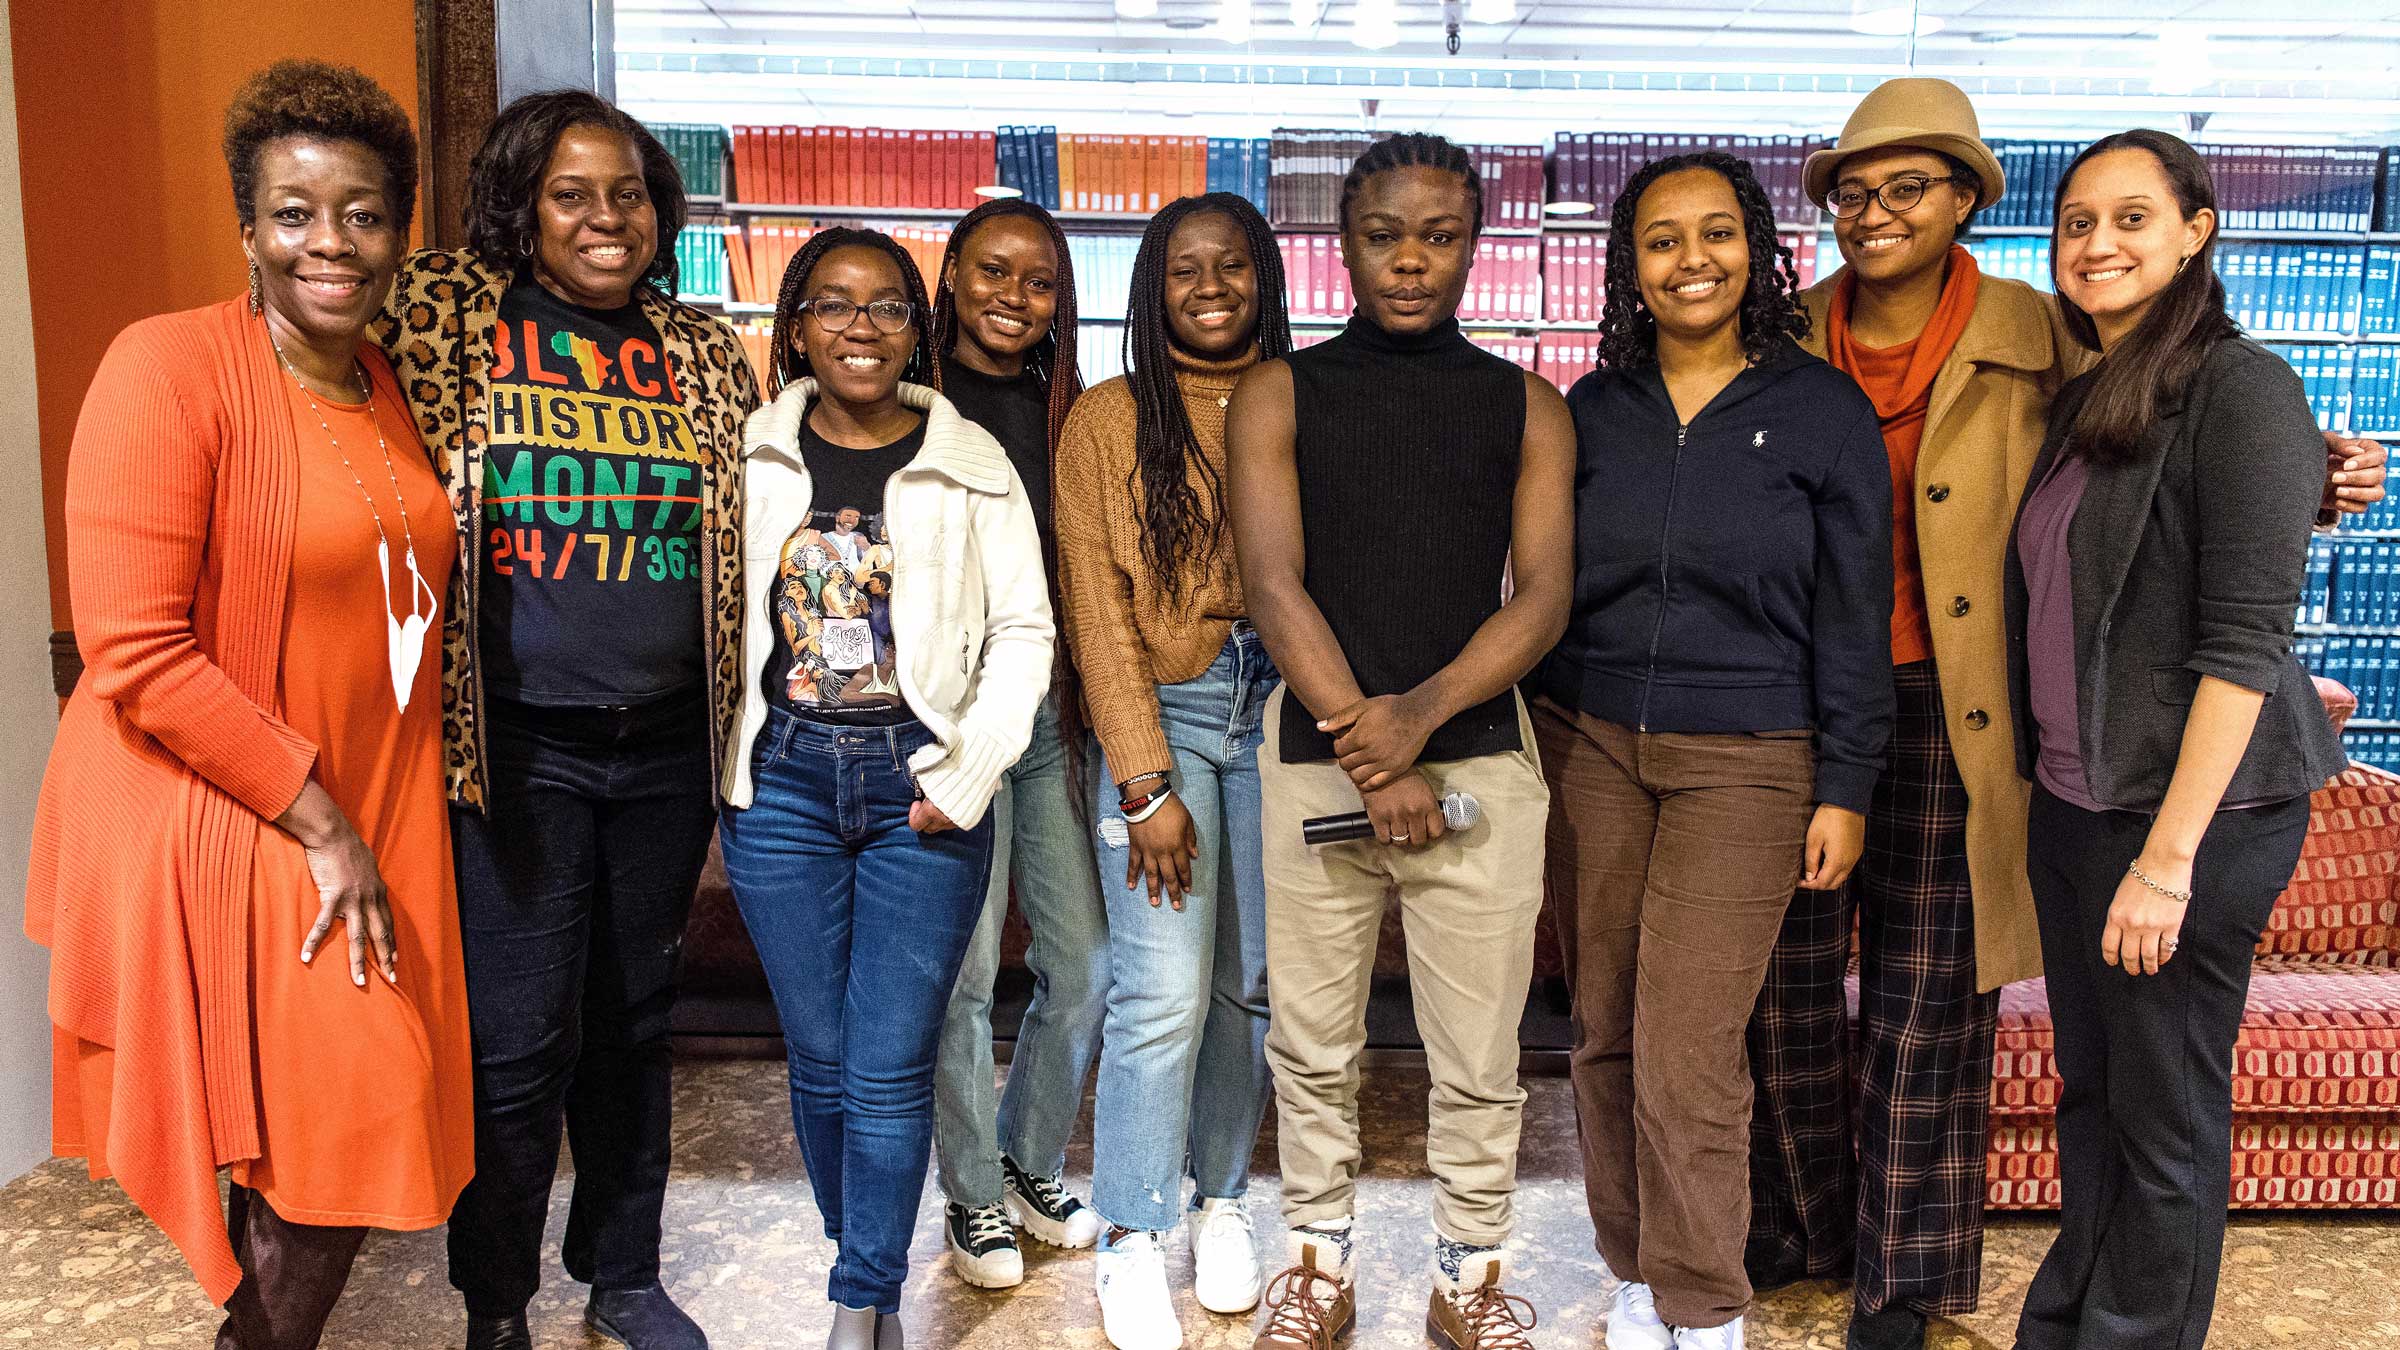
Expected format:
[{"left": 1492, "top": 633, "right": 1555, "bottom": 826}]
[{"left": 1055, "top": 345, "right": 1259, "bottom": 784}]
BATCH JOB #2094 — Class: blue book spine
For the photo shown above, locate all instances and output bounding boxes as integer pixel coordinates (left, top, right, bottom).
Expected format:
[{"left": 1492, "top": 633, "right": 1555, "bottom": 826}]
[
  {"left": 1251, "top": 141, "right": 1270, "bottom": 213},
  {"left": 1039, "top": 127, "right": 1060, "bottom": 210}
]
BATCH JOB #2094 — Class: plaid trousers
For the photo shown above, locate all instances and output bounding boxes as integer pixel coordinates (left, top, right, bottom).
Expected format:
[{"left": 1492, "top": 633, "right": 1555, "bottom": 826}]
[{"left": 1744, "top": 661, "right": 2001, "bottom": 1318}]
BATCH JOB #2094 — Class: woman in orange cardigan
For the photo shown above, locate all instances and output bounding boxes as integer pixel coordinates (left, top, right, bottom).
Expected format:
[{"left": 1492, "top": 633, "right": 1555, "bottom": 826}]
[{"left": 24, "top": 61, "right": 472, "bottom": 1349}]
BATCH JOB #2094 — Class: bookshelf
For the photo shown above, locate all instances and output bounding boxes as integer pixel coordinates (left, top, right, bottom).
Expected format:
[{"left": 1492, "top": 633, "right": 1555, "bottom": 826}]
[{"left": 648, "top": 119, "right": 2400, "bottom": 776}]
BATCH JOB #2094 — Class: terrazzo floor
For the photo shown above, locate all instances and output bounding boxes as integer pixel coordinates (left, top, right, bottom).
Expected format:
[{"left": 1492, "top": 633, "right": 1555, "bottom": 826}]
[{"left": 3, "top": 1059, "right": 2396, "bottom": 1348}]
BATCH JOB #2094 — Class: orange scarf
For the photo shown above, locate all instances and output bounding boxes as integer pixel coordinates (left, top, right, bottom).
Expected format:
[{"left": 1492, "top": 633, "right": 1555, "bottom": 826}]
[{"left": 1826, "top": 244, "right": 1982, "bottom": 420}]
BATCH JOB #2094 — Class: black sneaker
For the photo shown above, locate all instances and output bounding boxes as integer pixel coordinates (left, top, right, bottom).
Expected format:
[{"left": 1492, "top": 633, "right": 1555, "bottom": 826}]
[
  {"left": 1000, "top": 1154, "right": 1105, "bottom": 1249},
  {"left": 945, "top": 1201, "right": 1025, "bottom": 1289}
]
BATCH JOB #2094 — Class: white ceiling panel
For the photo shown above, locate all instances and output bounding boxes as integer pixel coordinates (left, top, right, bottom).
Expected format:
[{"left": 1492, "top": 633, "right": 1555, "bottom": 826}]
[{"left": 613, "top": 0, "right": 2400, "bottom": 142}]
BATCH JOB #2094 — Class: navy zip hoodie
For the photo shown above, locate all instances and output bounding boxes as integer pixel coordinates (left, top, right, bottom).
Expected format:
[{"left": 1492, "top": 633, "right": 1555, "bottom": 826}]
[{"left": 1536, "top": 339, "right": 1896, "bottom": 813}]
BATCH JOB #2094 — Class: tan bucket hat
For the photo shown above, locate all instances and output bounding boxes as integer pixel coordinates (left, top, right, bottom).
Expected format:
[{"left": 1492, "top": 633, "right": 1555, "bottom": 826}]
[{"left": 1803, "top": 77, "right": 2007, "bottom": 210}]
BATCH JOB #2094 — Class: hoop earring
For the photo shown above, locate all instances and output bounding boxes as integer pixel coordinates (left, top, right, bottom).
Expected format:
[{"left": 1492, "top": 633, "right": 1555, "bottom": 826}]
[
  {"left": 247, "top": 259, "right": 262, "bottom": 316},
  {"left": 2176, "top": 255, "right": 2192, "bottom": 276}
]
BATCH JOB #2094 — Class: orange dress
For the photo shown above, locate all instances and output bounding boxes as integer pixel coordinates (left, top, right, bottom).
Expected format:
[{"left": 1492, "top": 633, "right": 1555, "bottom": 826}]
[
  {"left": 62, "top": 375, "right": 473, "bottom": 1230},
  {"left": 235, "top": 379, "right": 473, "bottom": 1222}
]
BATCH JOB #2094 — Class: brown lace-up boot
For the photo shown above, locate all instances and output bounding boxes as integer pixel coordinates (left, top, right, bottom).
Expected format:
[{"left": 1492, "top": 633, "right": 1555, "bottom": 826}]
[
  {"left": 1425, "top": 1253, "right": 1538, "bottom": 1350},
  {"left": 1251, "top": 1240, "right": 1355, "bottom": 1348}
]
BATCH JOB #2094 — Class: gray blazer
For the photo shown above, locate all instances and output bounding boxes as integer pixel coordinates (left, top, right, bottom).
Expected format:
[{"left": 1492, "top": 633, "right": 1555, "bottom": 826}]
[{"left": 2003, "top": 337, "right": 2344, "bottom": 812}]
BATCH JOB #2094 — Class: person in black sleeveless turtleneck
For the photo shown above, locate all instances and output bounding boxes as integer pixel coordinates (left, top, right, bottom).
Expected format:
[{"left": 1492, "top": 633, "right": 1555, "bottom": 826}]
[{"left": 1227, "top": 133, "right": 1575, "bottom": 1350}]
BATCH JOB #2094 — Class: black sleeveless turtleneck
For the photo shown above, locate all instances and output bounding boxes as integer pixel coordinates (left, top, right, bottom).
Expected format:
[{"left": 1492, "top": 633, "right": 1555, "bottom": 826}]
[{"left": 1278, "top": 312, "right": 1527, "bottom": 764}]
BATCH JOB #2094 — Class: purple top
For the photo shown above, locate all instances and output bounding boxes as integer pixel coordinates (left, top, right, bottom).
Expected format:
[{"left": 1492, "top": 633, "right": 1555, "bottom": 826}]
[{"left": 2018, "top": 453, "right": 2108, "bottom": 811}]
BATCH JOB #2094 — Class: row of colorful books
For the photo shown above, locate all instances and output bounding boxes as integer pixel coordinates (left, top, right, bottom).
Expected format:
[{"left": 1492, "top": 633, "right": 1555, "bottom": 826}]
[
  {"left": 2270, "top": 344, "right": 2400, "bottom": 433},
  {"left": 1980, "top": 140, "right": 2385, "bottom": 233},
  {"left": 994, "top": 129, "right": 1272, "bottom": 217},
  {"left": 1546, "top": 133, "right": 1821, "bottom": 228},
  {"left": 2297, "top": 636, "right": 2400, "bottom": 724},
  {"left": 1967, "top": 236, "right": 2394, "bottom": 337},
  {"left": 727, "top": 125, "right": 998, "bottom": 209},
  {"left": 702, "top": 218, "right": 954, "bottom": 307},
  {"left": 2303, "top": 536, "right": 2400, "bottom": 627},
  {"left": 654, "top": 123, "right": 2400, "bottom": 236},
  {"left": 650, "top": 123, "right": 731, "bottom": 200}
]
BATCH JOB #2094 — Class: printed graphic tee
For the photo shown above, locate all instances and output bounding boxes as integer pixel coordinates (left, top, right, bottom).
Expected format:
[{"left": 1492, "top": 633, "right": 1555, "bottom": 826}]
[
  {"left": 479, "top": 280, "right": 706, "bottom": 705},
  {"left": 762, "top": 407, "right": 926, "bottom": 725}
]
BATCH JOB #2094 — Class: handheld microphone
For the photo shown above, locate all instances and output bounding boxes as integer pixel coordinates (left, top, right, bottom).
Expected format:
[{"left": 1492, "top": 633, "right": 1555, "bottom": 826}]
[{"left": 1302, "top": 791, "right": 1482, "bottom": 846}]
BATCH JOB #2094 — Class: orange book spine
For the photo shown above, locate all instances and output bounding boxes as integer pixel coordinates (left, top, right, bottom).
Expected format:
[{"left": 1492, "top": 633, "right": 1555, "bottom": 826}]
[{"left": 1060, "top": 134, "right": 1081, "bottom": 213}]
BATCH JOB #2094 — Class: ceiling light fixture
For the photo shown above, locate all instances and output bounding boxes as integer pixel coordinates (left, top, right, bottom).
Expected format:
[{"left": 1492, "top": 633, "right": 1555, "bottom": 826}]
[
  {"left": 1352, "top": 0, "right": 1401, "bottom": 49},
  {"left": 1114, "top": 0, "right": 1158, "bottom": 18},
  {"left": 974, "top": 185, "right": 1024, "bottom": 199},
  {"left": 1848, "top": 0, "right": 1941, "bottom": 38},
  {"left": 2152, "top": 24, "right": 2211, "bottom": 97},
  {"left": 1467, "top": 0, "right": 1514, "bottom": 23},
  {"left": 1214, "top": 0, "right": 1253, "bottom": 43},
  {"left": 1542, "top": 200, "right": 1595, "bottom": 216}
]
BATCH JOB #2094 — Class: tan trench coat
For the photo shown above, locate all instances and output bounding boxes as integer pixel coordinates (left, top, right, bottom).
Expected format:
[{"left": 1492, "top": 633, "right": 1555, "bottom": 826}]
[{"left": 1800, "top": 268, "right": 2087, "bottom": 991}]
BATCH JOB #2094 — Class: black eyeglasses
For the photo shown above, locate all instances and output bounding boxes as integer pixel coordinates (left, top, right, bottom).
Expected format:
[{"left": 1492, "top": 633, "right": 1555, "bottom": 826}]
[
  {"left": 799, "top": 297, "right": 916, "bottom": 334},
  {"left": 1825, "top": 175, "right": 1958, "bottom": 220}
]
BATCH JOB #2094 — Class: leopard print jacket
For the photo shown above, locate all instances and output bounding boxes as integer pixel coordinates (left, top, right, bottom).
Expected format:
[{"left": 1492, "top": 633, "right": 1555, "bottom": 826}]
[{"left": 374, "top": 248, "right": 761, "bottom": 810}]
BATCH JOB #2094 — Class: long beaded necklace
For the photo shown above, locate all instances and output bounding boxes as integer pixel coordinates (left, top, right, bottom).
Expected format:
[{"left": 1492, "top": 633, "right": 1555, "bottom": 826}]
[{"left": 271, "top": 336, "right": 440, "bottom": 713}]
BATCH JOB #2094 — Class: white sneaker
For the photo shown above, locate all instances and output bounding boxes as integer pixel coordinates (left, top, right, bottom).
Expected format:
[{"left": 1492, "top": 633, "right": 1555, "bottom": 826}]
[
  {"left": 1673, "top": 1316, "right": 1745, "bottom": 1350},
  {"left": 1606, "top": 1282, "right": 1674, "bottom": 1350},
  {"left": 1095, "top": 1230, "right": 1184, "bottom": 1350},
  {"left": 1186, "top": 1197, "right": 1263, "bottom": 1314},
  {"left": 1002, "top": 1155, "right": 1106, "bottom": 1249}
]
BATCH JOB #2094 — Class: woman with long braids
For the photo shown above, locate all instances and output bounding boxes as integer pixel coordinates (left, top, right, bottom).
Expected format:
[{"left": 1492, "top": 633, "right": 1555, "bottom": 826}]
[
  {"left": 719, "top": 226, "right": 1052, "bottom": 1349},
  {"left": 1057, "top": 192, "right": 1292, "bottom": 1350},
  {"left": 926, "top": 199, "right": 1114, "bottom": 1289},
  {"left": 1744, "top": 83, "right": 2386, "bottom": 1350},
  {"left": 1534, "top": 151, "right": 1893, "bottom": 1350}
]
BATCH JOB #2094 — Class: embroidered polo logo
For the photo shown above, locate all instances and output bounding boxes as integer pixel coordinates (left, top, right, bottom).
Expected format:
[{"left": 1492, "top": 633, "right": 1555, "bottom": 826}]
[{"left": 1754, "top": 430, "right": 1768, "bottom": 447}]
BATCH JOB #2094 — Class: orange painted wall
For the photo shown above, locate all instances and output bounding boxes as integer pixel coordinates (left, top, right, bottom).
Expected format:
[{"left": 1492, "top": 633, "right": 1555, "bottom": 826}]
[{"left": 11, "top": 0, "right": 419, "bottom": 628}]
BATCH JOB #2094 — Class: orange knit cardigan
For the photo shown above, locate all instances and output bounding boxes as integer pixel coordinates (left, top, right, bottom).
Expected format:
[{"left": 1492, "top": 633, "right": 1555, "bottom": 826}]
[{"left": 24, "top": 298, "right": 412, "bottom": 1302}]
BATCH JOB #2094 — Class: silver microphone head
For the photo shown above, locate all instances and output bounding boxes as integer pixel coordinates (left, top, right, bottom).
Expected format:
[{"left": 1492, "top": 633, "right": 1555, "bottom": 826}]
[{"left": 1442, "top": 791, "right": 1482, "bottom": 832}]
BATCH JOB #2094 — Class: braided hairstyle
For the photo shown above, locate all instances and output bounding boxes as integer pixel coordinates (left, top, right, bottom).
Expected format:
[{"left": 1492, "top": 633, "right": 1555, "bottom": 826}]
[
  {"left": 930, "top": 198, "right": 1084, "bottom": 458},
  {"left": 767, "top": 226, "right": 937, "bottom": 398},
  {"left": 1597, "top": 151, "right": 1809, "bottom": 372},
  {"left": 1123, "top": 193, "right": 1293, "bottom": 600},
  {"left": 1337, "top": 131, "right": 1483, "bottom": 241}
]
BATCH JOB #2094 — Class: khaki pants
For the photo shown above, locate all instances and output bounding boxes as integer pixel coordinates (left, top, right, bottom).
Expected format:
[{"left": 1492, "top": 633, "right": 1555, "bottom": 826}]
[
  {"left": 1259, "top": 688, "right": 1550, "bottom": 1247},
  {"left": 1532, "top": 695, "right": 1816, "bottom": 1330}
]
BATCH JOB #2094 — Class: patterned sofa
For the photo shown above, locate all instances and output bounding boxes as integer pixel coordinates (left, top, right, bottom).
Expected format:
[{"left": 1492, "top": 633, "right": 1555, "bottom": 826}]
[{"left": 1985, "top": 761, "right": 2400, "bottom": 1210}]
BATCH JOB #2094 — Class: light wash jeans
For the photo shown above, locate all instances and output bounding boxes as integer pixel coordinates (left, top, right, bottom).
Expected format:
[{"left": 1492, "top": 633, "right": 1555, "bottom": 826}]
[
  {"left": 932, "top": 692, "right": 1112, "bottom": 1208},
  {"left": 1089, "top": 627, "right": 1277, "bottom": 1232}
]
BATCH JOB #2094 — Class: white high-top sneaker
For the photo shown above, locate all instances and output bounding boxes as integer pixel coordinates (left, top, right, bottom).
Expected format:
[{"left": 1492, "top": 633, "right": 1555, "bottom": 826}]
[
  {"left": 1606, "top": 1283, "right": 1673, "bottom": 1350},
  {"left": 1187, "top": 1198, "right": 1264, "bottom": 1314},
  {"left": 1094, "top": 1230, "right": 1184, "bottom": 1350}
]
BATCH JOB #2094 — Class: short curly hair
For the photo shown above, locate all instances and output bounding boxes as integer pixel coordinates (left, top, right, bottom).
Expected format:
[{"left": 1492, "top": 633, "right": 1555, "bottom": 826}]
[
  {"left": 1598, "top": 151, "right": 1809, "bottom": 371},
  {"left": 464, "top": 89, "right": 687, "bottom": 294},
  {"left": 222, "top": 59, "right": 418, "bottom": 230}
]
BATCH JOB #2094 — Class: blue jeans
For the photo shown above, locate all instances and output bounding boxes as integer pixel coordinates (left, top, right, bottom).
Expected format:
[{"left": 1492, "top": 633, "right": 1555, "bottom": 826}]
[
  {"left": 717, "top": 710, "right": 995, "bottom": 1314},
  {"left": 934, "top": 694, "right": 1111, "bottom": 1207},
  {"left": 1089, "top": 627, "right": 1277, "bottom": 1231}
]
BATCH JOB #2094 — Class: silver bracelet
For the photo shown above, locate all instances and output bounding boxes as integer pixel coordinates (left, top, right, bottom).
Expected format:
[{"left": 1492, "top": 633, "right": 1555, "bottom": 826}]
[{"left": 2125, "top": 860, "right": 2193, "bottom": 904}]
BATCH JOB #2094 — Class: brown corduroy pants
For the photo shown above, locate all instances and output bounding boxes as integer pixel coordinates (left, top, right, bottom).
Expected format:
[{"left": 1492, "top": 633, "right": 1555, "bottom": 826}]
[{"left": 1532, "top": 695, "right": 1817, "bottom": 1331}]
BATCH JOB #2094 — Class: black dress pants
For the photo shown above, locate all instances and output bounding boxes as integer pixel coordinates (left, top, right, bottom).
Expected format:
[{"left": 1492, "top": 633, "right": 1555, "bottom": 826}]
[
  {"left": 444, "top": 692, "right": 718, "bottom": 1317},
  {"left": 2016, "top": 785, "right": 2308, "bottom": 1350}
]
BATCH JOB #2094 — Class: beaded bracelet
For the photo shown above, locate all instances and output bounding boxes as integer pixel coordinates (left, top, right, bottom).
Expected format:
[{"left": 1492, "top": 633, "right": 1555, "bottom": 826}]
[{"left": 2125, "top": 859, "right": 2194, "bottom": 904}]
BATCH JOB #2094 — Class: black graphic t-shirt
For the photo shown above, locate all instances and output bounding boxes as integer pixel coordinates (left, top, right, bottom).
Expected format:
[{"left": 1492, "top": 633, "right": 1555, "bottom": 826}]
[
  {"left": 762, "top": 408, "right": 926, "bottom": 725},
  {"left": 480, "top": 279, "right": 704, "bottom": 704}
]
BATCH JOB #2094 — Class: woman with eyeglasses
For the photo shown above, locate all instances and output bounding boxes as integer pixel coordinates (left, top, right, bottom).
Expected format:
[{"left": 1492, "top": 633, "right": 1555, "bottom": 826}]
[
  {"left": 1742, "top": 81, "right": 2386, "bottom": 1350},
  {"left": 717, "top": 226, "right": 1053, "bottom": 1350}
]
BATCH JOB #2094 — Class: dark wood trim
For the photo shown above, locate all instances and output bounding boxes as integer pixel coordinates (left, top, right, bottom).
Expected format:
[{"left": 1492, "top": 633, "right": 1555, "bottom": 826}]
[
  {"left": 416, "top": 0, "right": 498, "bottom": 250},
  {"left": 50, "top": 631, "right": 79, "bottom": 700}
]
